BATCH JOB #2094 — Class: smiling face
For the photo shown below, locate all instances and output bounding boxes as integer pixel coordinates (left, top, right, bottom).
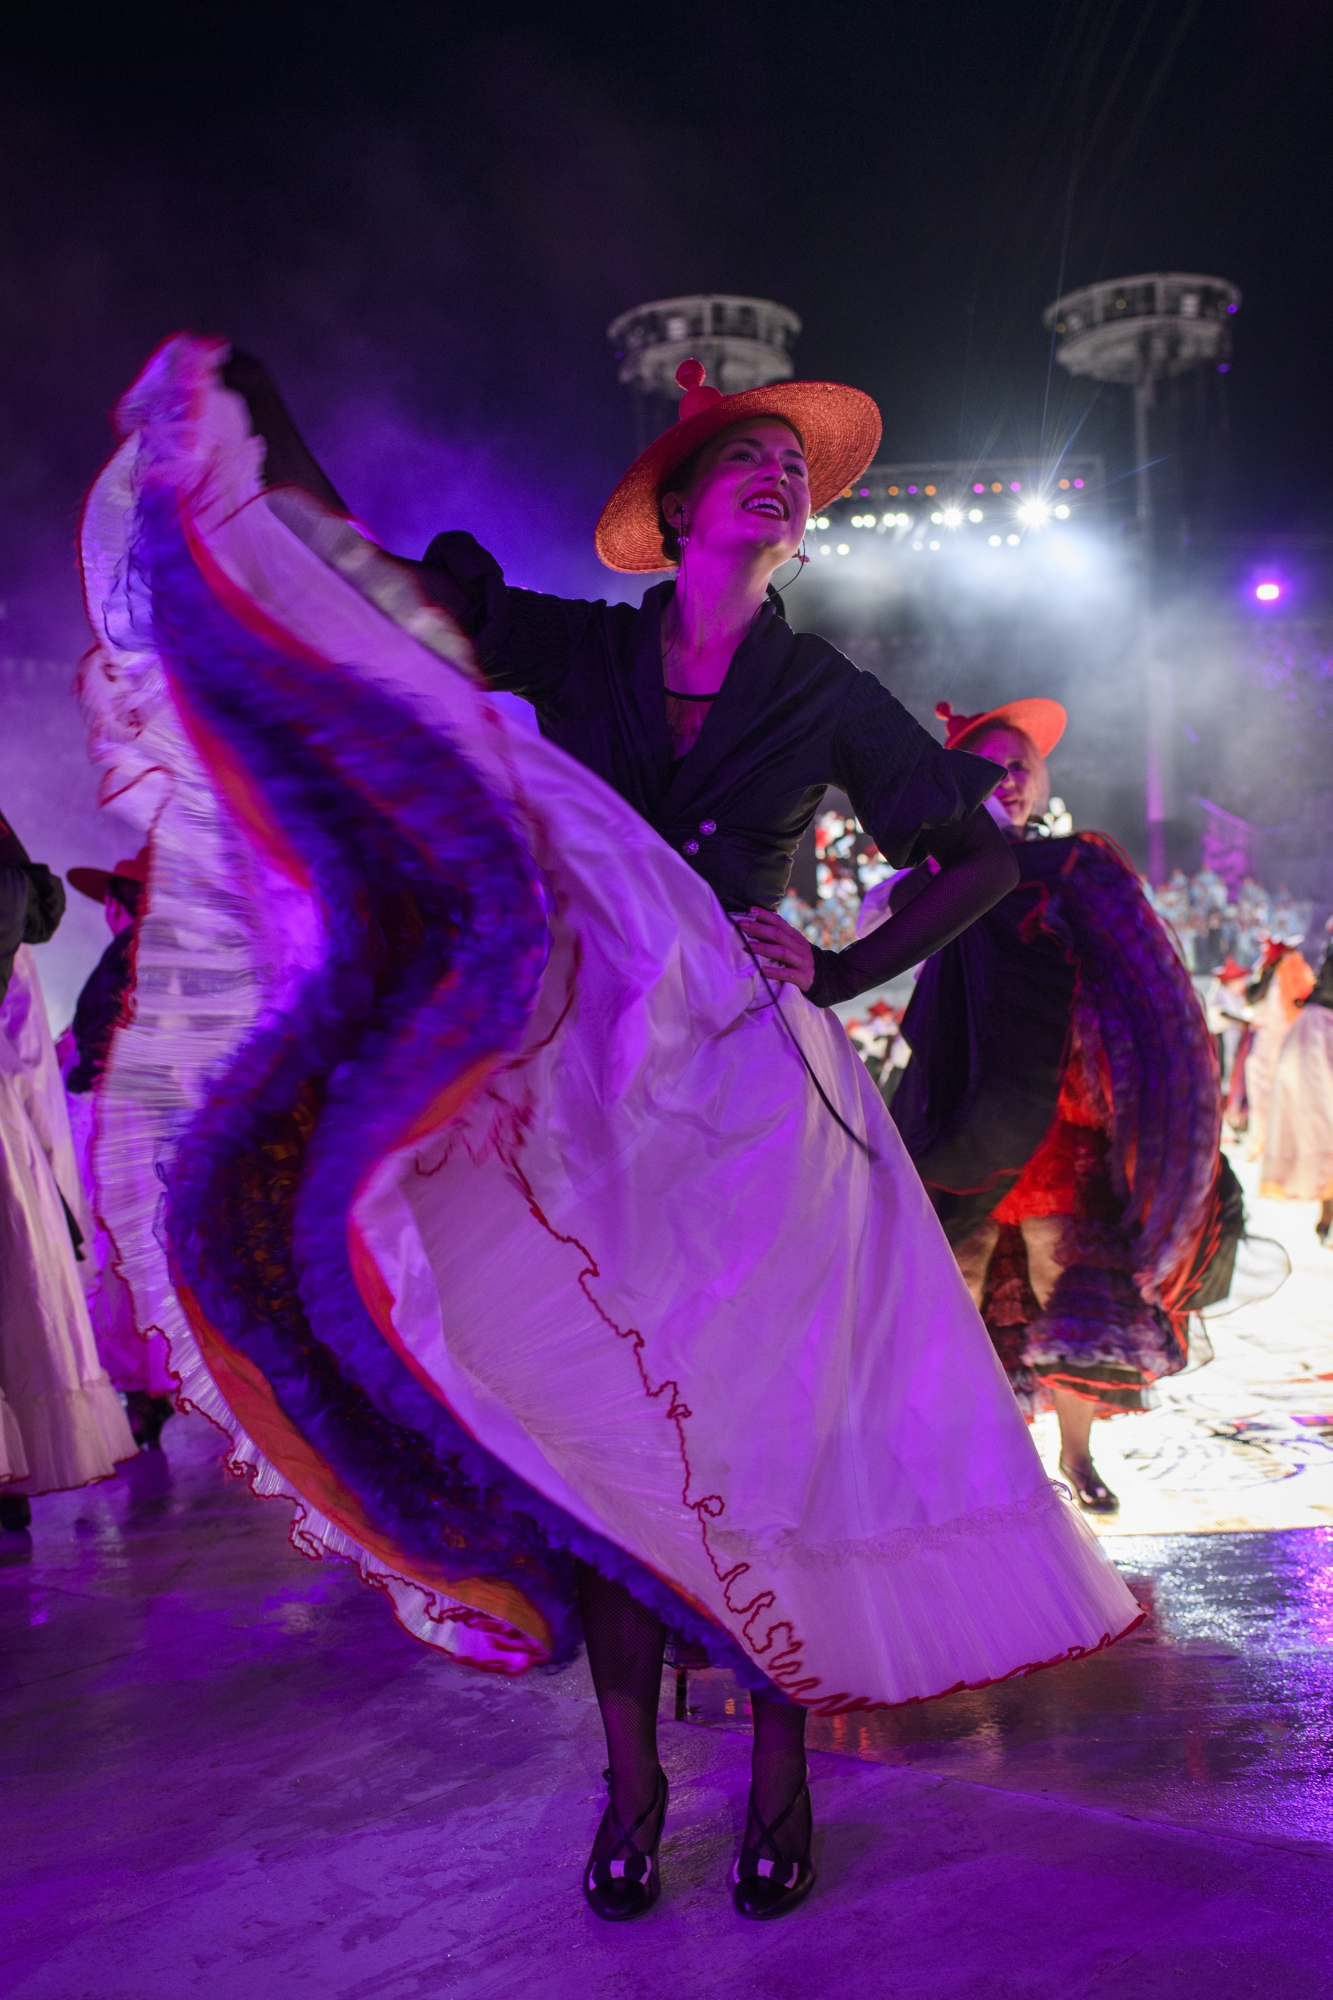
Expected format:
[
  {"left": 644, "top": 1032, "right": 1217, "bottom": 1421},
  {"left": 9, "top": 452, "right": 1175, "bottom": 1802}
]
[
  {"left": 660, "top": 419, "right": 810, "bottom": 572},
  {"left": 965, "top": 724, "right": 1046, "bottom": 827}
]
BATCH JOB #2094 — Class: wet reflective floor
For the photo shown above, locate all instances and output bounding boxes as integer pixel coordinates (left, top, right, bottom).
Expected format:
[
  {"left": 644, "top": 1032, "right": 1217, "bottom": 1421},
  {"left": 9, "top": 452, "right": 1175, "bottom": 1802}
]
[
  {"left": 4, "top": 1412, "right": 1333, "bottom": 1995},
  {"left": 686, "top": 1528, "right": 1333, "bottom": 1854}
]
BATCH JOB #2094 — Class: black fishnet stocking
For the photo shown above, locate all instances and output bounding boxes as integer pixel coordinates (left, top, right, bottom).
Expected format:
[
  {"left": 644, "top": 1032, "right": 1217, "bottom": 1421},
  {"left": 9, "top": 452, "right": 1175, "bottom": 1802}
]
[
  {"left": 748, "top": 1691, "right": 810, "bottom": 1863},
  {"left": 577, "top": 1565, "right": 811, "bottom": 1868},
  {"left": 576, "top": 1562, "right": 666, "bottom": 1863}
]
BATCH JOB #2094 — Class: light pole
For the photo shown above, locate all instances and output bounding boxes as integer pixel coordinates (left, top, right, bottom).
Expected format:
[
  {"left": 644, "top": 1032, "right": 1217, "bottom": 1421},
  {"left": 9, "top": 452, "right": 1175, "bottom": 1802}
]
[{"left": 1043, "top": 273, "right": 1240, "bottom": 882}]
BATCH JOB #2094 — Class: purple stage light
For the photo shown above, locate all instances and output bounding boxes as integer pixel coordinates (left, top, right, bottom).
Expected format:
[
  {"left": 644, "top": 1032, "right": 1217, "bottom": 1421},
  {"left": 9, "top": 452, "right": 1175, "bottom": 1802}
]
[
  {"left": 973, "top": 483, "right": 984, "bottom": 493},
  {"left": 1254, "top": 582, "right": 1281, "bottom": 602},
  {"left": 1010, "top": 481, "right": 1021, "bottom": 491},
  {"left": 1073, "top": 478, "right": 1084, "bottom": 489},
  {"left": 1217, "top": 362, "right": 1231, "bottom": 373}
]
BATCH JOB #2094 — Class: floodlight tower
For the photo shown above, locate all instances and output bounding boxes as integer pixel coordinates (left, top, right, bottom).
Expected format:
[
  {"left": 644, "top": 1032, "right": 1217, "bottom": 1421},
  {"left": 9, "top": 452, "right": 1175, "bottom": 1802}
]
[
  {"left": 608, "top": 294, "right": 801, "bottom": 449},
  {"left": 1043, "top": 273, "right": 1241, "bottom": 882}
]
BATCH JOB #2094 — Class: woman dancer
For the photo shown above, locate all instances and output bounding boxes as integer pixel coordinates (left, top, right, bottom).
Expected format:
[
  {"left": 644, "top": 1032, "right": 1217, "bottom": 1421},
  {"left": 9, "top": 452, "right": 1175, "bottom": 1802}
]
[
  {"left": 891, "top": 701, "right": 1228, "bottom": 1514},
  {"left": 1243, "top": 934, "right": 1314, "bottom": 1162},
  {"left": 60, "top": 846, "right": 176, "bottom": 1446},
  {"left": 80, "top": 339, "right": 1140, "bottom": 1922},
  {"left": 1262, "top": 921, "right": 1333, "bottom": 1243}
]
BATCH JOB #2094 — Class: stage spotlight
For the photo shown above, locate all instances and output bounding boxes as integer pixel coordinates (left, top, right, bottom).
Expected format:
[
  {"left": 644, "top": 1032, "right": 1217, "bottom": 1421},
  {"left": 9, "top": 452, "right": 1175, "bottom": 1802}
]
[
  {"left": 988, "top": 534, "right": 1001, "bottom": 546},
  {"left": 1016, "top": 499, "right": 1050, "bottom": 527},
  {"left": 837, "top": 543, "right": 850, "bottom": 555},
  {"left": 941, "top": 507, "right": 963, "bottom": 527},
  {"left": 1255, "top": 581, "right": 1281, "bottom": 602},
  {"left": 1054, "top": 503, "right": 1071, "bottom": 519},
  {"left": 815, "top": 516, "right": 830, "bottom": 530},
  {"left": 968, "top": 508, "right": 983, "bottom": 523},
  {"left": 930, "top": 511, "right": 943, "bottom": 524},
  {"left": 1006, "top": 534, "right": 1020, "bottom": 546}
]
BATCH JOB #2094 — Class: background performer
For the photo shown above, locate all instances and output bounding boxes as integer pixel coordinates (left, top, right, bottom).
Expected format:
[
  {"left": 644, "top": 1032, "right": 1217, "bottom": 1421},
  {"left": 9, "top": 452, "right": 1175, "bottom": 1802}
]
[
  {"left": 891, "top": 700, "right": 1234, "bottom": 1515},
  {"left": 0, "top": 809, "right": 135, "bottom": 1529},
  {"left": 1261, "top": 920, "right": 1333, "bottom": 1244}
]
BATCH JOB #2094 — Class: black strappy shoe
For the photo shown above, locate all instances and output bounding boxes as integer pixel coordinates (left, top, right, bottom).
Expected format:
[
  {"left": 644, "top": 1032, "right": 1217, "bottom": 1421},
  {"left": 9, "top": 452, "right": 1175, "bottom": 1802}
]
[
  {"left": 732, "top": 1776, "right": 816, "bottom": 1920},
  {"left": 1059, "top": 1458, "right": 1120, "bottom": 1515},
  {"left": 583, "top": 1766, "right": 668, "bottom": 1922}
]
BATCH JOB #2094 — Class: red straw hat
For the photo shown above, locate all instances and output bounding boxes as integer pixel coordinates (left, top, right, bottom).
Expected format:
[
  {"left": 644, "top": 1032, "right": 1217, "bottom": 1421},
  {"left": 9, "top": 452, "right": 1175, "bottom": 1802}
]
[
  {"left": 935, "top": 698, "right": 1067, "bottom": 760},
  {"left": 67, "top": 845, "right": 151, "bottom": 904},
  {"left": 1217, "top": 956, "right": 1248, "bottom": 984},
  {"left": 594, "top": 359, "right": 882, "bottom": 574}
]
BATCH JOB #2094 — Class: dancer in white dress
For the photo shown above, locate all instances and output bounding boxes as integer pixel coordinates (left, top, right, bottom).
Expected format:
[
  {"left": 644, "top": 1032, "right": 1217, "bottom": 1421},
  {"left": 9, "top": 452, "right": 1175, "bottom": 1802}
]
[
  {"left": 0, "top": 814, "right": 135, "bottom": 1526},
  {"left": 1262, "top": 925, "right": 1333, "bottom": 1243},
  {"left": 78, "top": 336, "right": 1141, "bottom": 1919}
]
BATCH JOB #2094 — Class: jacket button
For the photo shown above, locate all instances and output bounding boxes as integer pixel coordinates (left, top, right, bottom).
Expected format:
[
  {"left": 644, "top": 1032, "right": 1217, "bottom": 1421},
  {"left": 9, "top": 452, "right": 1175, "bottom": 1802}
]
[
  {"left": 683, "top": 840, "right": 699, "bottom": 856},
  {"left": 699, "top": 820, "right": 716, "bottom": 835}
]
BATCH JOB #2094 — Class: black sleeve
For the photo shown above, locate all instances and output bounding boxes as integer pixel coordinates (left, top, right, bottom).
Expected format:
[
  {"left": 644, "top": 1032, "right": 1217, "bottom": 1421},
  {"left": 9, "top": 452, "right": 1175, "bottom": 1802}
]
[
  {"left": 829, "top": 671, "right": 1003, "bottom": 867},
  {"left": 0, "top": 862, "right": 28, "bottom": 1001},
  {"left": 419, "top": 530, "right": 603, "bottom": 712},
  {"left": 21, "top": 862, "right": 65, "bottom": 944},
  {"left": 0, "top": 832, "right": 64, "bottom": 1002},
  {"left": 220, "top": 350, "right": 350, "bottom": 514}
]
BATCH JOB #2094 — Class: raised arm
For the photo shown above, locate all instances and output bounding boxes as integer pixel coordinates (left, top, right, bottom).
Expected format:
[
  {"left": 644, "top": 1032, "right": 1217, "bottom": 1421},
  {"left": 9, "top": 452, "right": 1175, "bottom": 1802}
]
[{"left": 219, "top": 351, "right": 586, "bottom": 708}]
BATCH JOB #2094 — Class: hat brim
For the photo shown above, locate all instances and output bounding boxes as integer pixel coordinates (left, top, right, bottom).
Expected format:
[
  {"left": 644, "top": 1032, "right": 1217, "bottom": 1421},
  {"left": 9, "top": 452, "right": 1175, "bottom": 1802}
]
[
  {"left": 67, "top": 849, "right": 151, "bottom": 903},
  {"left": 67, "top": 866, "right": 114, "bottom": 903},
  {"left": 953, "top": 699, "right": 1067, "bottom": 761},
  {"left": 594, "top": 381, "right": 882, "bottom": 575}
]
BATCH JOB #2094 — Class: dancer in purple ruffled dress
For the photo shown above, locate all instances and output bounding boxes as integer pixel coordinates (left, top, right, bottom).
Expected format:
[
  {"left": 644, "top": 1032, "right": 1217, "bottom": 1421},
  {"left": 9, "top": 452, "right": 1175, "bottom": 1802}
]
[{"left": 892, "top": 700, "right": 1237, "bottom": 1515}]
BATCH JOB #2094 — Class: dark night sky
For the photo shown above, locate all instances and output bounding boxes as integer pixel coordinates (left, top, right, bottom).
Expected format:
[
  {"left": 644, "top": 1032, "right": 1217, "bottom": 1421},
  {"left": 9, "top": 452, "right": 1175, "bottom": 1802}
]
[{"left": 2, "top": 0, "right": 1331, "bottom": 654}]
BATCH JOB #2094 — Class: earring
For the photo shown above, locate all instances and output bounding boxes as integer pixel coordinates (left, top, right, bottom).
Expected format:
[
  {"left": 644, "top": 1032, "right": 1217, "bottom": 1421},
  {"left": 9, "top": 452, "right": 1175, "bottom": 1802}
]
[{"left": 677, "top": 517, "right": 690, "bottom": 548}]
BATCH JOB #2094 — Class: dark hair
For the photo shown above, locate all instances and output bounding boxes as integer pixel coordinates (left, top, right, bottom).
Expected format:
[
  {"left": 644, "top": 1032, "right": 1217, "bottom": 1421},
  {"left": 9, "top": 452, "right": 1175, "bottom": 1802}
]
[
  {"left": 657, "top": 446, "right": 705, "bottom": 567},
  {"left": 107, "top": 874, "right": 144, "bottom": 918}
]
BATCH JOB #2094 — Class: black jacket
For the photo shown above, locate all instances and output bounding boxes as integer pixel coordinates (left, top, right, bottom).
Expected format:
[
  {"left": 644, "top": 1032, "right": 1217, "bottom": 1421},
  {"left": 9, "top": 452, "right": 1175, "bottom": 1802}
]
[
  {"left": 421, "top": 532, "right": 998, "bottom": 916},
  {"left": 0, "top": 811, "right": 65, "bottom": 1001},
  {"left": 68, "top": 928, "right": 136, "bottom": 1093}
]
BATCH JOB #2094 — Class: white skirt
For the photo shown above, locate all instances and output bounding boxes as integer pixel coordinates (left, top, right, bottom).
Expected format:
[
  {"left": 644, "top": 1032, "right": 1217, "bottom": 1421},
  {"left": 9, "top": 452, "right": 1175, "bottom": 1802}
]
[{"left": 76, "top": 334, "right": 1140, "bottom": 1706}]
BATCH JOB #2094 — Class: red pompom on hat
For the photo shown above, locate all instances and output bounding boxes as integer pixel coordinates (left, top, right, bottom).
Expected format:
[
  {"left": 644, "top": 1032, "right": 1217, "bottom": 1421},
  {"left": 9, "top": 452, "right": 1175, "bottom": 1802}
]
[
  {"left": 674, "top": 357, "right": 724, "bottom": 421},
  {"left": 934, "top": 698, "right": 1067, "bottom": 760},
  {"left": 594, "top": 358, "right": 881, "bottom": 574}
]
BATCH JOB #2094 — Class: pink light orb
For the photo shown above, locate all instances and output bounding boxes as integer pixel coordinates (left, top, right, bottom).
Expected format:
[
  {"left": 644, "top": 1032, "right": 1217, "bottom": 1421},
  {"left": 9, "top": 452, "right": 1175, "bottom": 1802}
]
[{"left": 1255, "top": 582, "right": 1281, "bottom": 602}]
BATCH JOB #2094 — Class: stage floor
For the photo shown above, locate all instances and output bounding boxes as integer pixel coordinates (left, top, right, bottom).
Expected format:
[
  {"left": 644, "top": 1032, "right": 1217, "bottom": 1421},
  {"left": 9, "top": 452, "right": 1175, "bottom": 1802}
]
[
  {"left": 1027, "top": 1147, "right": 1333, "bottom": 1536},
  {"left": 2, "top": 1164, "right": 1331, "bottom": 1996}
]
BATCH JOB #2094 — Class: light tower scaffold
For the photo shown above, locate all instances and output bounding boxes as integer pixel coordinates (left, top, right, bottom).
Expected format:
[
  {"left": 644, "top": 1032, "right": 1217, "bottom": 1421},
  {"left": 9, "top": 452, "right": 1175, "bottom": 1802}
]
[
  {"left": 608, "top": 294, "right": 801, "bottom": 450},
  {"left": 1044, "top": 273, "right": 1241, "bottom": 882}
]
